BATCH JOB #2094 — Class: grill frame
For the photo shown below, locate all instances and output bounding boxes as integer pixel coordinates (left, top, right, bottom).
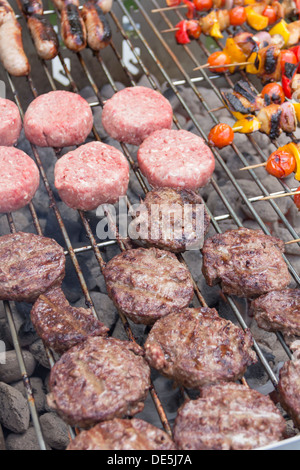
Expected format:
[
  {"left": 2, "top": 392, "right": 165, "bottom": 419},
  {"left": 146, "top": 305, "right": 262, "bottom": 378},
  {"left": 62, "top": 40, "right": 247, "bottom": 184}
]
[{"left": 1, "top": 0, "right": 299, "bottom": 450}]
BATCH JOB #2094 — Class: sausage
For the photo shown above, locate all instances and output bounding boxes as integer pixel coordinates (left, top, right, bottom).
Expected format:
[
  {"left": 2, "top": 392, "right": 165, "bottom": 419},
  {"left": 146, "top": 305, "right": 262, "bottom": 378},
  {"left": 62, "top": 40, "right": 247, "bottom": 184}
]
[
  {"left": 93, "top": 0, "right": 113, "bottom": 14},
  {"left": 52, "top": 0, "right": 79, "bottom": 12},
  {"left": 16, "top": 0, "right": 43, "bottom": 16},
  {"left": 27, "top": 14, "right": 59, "bottom": 60},
  {"left": 0, "top": 0, "right": 30, "bottom": 76},
  {"left": 60, "top": 3, "right": 87, "bottom": 51},
  {"left": 0, "top": 0, "right": 15, "bottom": 25},
  {"left": 82, "top": 1, "right": 111, "bottom": 51}
]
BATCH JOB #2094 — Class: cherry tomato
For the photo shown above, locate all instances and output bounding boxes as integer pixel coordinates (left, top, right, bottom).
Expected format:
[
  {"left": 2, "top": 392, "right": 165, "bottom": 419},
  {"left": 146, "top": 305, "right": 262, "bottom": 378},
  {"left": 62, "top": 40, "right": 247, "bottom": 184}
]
[
  {"left": 280, "top": 49, "right": 298, "bottom": 73},
  {"left": 229, "top": 7, "right": 247, "bottom": 26},
  {"left": 207, "top": 51, "right": 231, "bottom": 73},
  {"left": 208, "top": 123, "right": 234, "bottom": 148},
  {"left": 262, "top": 5, "right": 277, "bottom": 24},
  {"left": 265, "top": 150, "right": 296, "bottom": 178},
  {"left": 294, "top": 186, "right": 300, "bottom": 210},
  {"left": 193, "top": 0, "right": 213, "bottom": 11},
  {"left": 186, "top": 19, "right": 201, "bottom": 39},
  {"left": 261, "top": 83, "right": 285, "bottom": 105}
]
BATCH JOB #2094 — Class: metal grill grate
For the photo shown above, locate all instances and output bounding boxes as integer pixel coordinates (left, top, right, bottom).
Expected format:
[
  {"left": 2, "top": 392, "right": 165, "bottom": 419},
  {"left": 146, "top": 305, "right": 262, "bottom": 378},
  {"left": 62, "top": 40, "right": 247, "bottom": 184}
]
[{"left": 1, "top": 0, "right": 300, "bottom": 450}]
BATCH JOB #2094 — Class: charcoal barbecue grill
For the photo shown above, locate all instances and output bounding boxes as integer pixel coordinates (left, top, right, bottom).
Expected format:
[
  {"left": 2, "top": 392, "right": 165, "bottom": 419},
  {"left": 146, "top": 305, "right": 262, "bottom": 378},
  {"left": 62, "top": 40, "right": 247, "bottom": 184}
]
[{"left": 1, "top": 0, "right": 300, "bottom": 451}]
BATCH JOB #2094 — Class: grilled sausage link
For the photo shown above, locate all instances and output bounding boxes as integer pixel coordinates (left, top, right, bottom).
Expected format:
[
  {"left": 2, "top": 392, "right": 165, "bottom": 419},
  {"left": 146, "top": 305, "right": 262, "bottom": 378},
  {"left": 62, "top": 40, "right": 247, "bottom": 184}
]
[
  {"left": 82, "top": 1, "right": 111, "bottom": 51},
  {"left": 0, "top": 19, "right": 30, "bottom": 75},
  {"left": 27, "top": 14, "right": 59, "bottom": 60},
  {"left": 16, "top": 0, "right": 43, "bottom": 16},
  {"left": 0, "top": 0, "right": 30, "bottom": 76},
  {"left": 93, "top": 0, "right": 113, "bottom": 14},
  {"left": 60, "top": 3, "right": 87, "bottom": 52},
  {"left": 52, "top": 0, "right": 79, "bottom": 12}
]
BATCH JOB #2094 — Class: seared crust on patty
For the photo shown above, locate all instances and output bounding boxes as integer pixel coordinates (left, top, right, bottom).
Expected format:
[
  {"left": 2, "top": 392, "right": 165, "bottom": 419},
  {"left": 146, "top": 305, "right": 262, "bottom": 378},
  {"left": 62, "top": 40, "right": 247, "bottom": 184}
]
[
  {"left": 202, "top": 227, "right": 291, "bottom": 298},
  {"left": 131, "top": 187, "right": 210, "bottom": 253},
  {"left": 67, "top": 418, "right": 176, "bottom": 450},
  {"left": 251, "top": 289, "right": 300, "bottom": 337},
  {"left": 30, "top": 286, "right": 109, "bottom": 354},
  {"left": 173, "top": 382, "right": 286, "bottom": 450},
  {"left": 47, "top": 336, "right": 151, "bottom": 428},
  {"left": 103, "top": 247, "right": 194, "bottom": 325},
  {"left": 0, "top": 232, "right": 65, "bottom": 303},
  {"left": 278, "top": 342, "right": 300, "bottom": 430},
  {"left": 144, "top": 308, "right": 257, "bottom": 388}
]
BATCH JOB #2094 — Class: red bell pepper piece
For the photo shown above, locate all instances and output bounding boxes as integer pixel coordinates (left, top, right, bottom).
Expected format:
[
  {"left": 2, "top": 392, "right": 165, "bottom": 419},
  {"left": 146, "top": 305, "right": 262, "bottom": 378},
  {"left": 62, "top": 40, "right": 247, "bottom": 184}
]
[
  {"left": 175, "top": 20, "right": 191, "bottom": 44},
  {"left": 183, "top": 0, "right": 196, "bottom": 19},
  {"left": 166, "top": 0, "right": 182, "bottom": 5},
  {"left": 282, "top": 74, "right": 293, "bottom": 99},
  {"left": 289, "top": 45, "right": 300, "bottom": 72}
]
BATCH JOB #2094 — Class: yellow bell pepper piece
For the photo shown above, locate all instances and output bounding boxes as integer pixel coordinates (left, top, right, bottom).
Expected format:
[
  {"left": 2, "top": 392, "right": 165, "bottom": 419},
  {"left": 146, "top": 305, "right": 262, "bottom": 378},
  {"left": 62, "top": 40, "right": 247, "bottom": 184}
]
[
  {"left": 231, "top": 111, "right": 248, "bottom": 120},
  {"left": 280, "top": 142, "right": 300, "bottom": 181},
  {"left": 245, "top": 7, "right": 269, "bottom": 31},
  {"left": 246, "top": 52, "right": 262, "bottom": 74},
  {"left": 293, "top": 103, "right": 300, "bottom": 123},
  {"left": 209, "top": 21, "right": 223, "bottom": 39},
  {"left": 269, "top": 20, "right": 291, "bottom": 46},
  {"left": 232, "top": 115, "right": 261, "bottom": 134},
  {"left": 244, "top": 0, "right": 256, "bottom": 4},
  {"left": 223, "top": 38, "right": 247, "bottom": 73}
]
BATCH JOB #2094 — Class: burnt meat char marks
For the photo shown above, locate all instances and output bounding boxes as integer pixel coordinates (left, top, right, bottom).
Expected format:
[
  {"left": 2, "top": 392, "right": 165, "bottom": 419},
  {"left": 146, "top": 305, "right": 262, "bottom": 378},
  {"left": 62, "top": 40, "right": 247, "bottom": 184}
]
[
  {"left": 137, "top": 129, "right": 215, "bottom": 190},
  {"left": 0, "top": 232, "right": 65, "bottom": 303},
  {"left": 47, "top": 336, "right": 151, "bottom": 428},
  {"left": 144, "top": 308, "right": 257, "bottom": 389},
  {"left": 278, "top": 342, "right": 300, "bottom": 430},
  {"left": 131, "top": 187, "right": 210, "bottom": 253},
  {"left": 173, "top": 382, "right": 286, "bottom": 450},
  {"left": 30, "top": 286, "right": 109, "bottom": 354},
  {"left": 103, "top": 247, "right": 194, "bottom": 325},
  {"left": 251, "top": 289, "right": 300, "bottom": 337},
  {"left": 67, "top": 418, "right": 176, "bottom": 450},
  {"left": 202, "top": 227, "right": 291, "bottom": 298}
]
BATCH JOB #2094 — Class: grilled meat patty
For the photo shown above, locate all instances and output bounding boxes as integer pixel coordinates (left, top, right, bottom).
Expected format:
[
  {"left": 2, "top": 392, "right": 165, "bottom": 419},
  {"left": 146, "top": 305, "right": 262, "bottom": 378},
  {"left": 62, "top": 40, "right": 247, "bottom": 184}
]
[
  {"left": 278, "top": 342, "right": 300, "bottom": 430},
  {"left": 0, "top": 232, "right": 65, "bottom": 303},
  {"left": 144, "top": 308, "right": 257, "bottom": 388},
  {"left": 103, "top": 247, "right": 194, "bottom": 325},
  {"left": 202, "top": 227, "right": 291, "bottom": 298},
  {"left": 67, "top": 418, "right": 176, "bottom": 450},
  {"left": 251, "top": 288, "right": 300, "bottom": 337},
  {"left": 173, "top": 382, "right": 286, "bottom": 450},
  {"left": 47, "top": 336, "right": 151, "bottom": 428},
  {"left": 30, "top": 286, "right": 109, "bottom": 354},
  {"left": 131, "top": 187, "right": 210, "bottom": 252}
]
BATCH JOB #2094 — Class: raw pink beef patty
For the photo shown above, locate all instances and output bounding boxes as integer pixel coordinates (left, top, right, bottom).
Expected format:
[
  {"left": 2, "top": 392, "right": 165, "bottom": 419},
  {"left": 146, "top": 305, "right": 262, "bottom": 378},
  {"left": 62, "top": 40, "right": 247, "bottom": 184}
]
[
  {"left": 137, "top": 129, "right": 215, "bottom": 190},
  {"left": 24, "top": 91, "right": 93, "bottom": 148},
  {"left": 0, "top": 98, "right": 22, "bottom": 146},
  {"left": 0, "top": 147, "right": 40, "bottom": 213},
  {"left": 101, "top": 86, "right": 173, "bottom": 146},
  {"left": 54, "top": 141, "right": 130, "bottom": 211}
]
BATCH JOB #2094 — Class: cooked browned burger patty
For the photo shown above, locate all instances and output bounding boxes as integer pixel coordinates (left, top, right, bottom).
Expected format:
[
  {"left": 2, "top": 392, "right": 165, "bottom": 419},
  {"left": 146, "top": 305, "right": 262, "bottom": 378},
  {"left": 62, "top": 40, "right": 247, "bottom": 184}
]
[
  {"left": 103, "top": 247, "right": 194, "bottom": 325},
  {"left": 202, "top": 227, "right": 291, "bottom": 298},
  {"left": 67, "top": 418, "right": 176, "bottom": 450},
  {"left": 0, "top": 232, "right": 65, "bottom": 303},
  {"left": 47, "top": 336, "right": 151, "bottom": 428},
  {"left": 251, "top": 289, "right": 300, "bottom": 337},
  {"left": 144, "top": 308, "right": 257, "bottom": 389},
  {"left": 278, "top": 343, "right": 300, "bottom": 429},
  {"left": 173, "top": 382, "right": 286, "bottom": 450},
  {"left": 131, "top": 187, "right": 210, "bottom": 252},
  {"left": 30, "top": 286, "right": 109, "bottom": 354}
]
